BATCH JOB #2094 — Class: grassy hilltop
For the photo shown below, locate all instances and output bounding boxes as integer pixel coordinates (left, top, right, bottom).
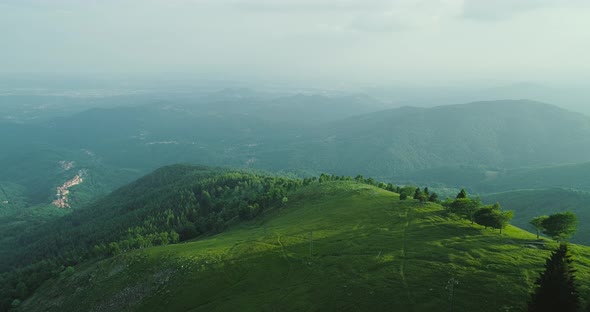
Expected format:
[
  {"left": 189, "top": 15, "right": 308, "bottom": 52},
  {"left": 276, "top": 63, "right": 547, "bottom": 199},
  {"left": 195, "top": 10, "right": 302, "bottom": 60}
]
[{"left": 19, "top": 181, "right": 590, "bottom": 312}]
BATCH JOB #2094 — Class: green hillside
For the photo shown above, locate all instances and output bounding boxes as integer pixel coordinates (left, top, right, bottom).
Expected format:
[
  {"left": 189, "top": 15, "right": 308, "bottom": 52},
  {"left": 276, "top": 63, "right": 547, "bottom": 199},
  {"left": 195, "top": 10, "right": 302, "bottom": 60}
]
[
  {"left": 481, "top": 188, "right": 590, "bottom": 244},
  {"left": 3, "top": 99, "right": 590, "bottom": 212},
  {"left": 17, "top": 181, "right": 590, "bottom": 311},
  {"left": 0, "top": 165, "right": 300, "bottom": 273}
]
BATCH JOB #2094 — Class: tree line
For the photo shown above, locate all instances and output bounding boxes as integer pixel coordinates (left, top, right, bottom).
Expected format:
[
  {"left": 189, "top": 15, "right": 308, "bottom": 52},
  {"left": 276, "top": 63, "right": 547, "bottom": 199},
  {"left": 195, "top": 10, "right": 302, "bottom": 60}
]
[
  {"left": 0, "top": 165, "right": 303, "bottom": 311},
  {"left": 440, "top": 189, "right": 514, "bottom": 234},
  {"left": 0, "top": 167, "right": 407, "bottom": 311},
  {"left": 0, "top": 166, "right": 585, "bottom": 311}
]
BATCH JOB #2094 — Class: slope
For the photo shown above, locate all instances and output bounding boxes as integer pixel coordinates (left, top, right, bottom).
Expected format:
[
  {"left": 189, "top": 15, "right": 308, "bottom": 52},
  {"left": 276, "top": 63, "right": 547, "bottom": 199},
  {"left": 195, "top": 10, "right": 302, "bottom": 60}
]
[
  {"left": 0, "top": 165, "right": 299, "bottom": 271},
  {"left": 3, "top": 99, "right": 590, "bottom": 212},
  {"left": 19, "top": 182, "right": 590, "bottom": 312},
  {"left": 278, "top": 100, "right": 590, "bottom": 179},
  {"left": 481, "top": 188, "right": 590, "bottom": 244}
]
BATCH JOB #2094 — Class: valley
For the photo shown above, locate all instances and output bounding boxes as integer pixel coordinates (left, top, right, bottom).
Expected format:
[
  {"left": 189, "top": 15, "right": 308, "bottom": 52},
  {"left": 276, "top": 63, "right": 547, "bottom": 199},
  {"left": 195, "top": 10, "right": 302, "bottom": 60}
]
[
  {"left": 2, "top": 95, "right": 590, "bottom": 311},
  {"left": 4, "top": 2, "right": 590, "bottom": 310},
  {"left": 52, "top": 171, "right": 85, "bottom": 209}
]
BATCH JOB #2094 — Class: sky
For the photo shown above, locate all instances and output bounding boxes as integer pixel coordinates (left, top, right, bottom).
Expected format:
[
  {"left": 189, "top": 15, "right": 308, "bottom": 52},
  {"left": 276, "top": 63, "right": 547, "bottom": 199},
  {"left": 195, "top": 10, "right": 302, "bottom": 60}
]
[{"left": 1, "top": 0, "right": 590, "bottom": 87}]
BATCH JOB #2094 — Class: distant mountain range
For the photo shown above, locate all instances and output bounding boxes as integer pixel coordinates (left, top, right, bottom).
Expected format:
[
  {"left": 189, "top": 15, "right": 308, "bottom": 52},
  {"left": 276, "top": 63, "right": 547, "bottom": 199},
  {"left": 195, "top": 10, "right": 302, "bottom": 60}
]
[
  {"left": 4, "top": 94, "right": 590, "bottom": 311},
  {"left": 2, "top": 96, "right": 590, "bottom": 210},
  {"left": 277, "top": 100, "right": 590, "bottom": 180}
]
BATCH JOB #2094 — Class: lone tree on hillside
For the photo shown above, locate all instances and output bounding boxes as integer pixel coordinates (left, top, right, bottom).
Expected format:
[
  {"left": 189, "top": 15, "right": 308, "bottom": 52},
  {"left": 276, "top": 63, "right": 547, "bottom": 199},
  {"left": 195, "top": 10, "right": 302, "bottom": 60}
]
[
  {"left": 400, "top": 193, "right": 408, "bottom": 200},
  {"left": 530, "top": 216, "right": 549, "bottom": 240},
  {"left": 493, "top": 210, "right": 514, "bottom": 234},
  {"left": 456, "top": 189, "right": 467, "bottom": 199},
  {"left": 528, "top": 243, "right": 579, "bottom": 312},
  {"left": 473, "top": 203, "right": 514, "bottom": 234},
  {"left": 541, "top": 212, "right": 578, "bottom": 242}
]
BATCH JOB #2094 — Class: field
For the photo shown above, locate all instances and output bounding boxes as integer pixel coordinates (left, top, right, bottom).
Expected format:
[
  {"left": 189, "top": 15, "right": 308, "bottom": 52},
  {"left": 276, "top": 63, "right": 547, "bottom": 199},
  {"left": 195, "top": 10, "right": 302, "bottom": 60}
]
[{"left": 19, "top": 182, "right": 590, "bottom": 311}]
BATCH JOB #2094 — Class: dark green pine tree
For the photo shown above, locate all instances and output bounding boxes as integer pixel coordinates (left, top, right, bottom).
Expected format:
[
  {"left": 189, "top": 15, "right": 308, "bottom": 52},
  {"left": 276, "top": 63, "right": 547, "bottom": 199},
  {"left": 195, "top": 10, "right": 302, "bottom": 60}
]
[
  {"left": 456, "top": 189, "right": 467, "bottom": 199},
  {"left": 413, "top": 188, "right": 423, "bottom": 200},
  {"left": 428, "top": 192, "right": 439, "bottom": 203},
  {"left": 528, "top": 243, "right": 579, "bottom": 312}
]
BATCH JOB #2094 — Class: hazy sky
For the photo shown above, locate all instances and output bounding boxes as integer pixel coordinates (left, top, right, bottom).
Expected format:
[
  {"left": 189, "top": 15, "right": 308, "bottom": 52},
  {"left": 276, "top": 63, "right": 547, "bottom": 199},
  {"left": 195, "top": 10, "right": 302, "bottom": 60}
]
[{"left": 2, "top": 0, "right": 590, "bottom": 87}]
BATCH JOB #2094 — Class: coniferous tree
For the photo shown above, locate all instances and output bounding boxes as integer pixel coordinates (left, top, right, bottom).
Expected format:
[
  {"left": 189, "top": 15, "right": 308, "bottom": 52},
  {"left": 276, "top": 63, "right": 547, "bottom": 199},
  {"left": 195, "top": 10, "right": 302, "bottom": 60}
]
[
  {"left": 414, "top": 188, "right": 423, "bottom": 200},
  {"left": 428, "top": 192, "right": 439, "bottom": 203},
  {"left": 528, "top": 243, "right": 579, "bottom": 312},
  {"left": 414, "top": 188, "right": 427, "bottom": 202},
  {"left": 456, "top": 189, "right": 467, "bottom": 199}
]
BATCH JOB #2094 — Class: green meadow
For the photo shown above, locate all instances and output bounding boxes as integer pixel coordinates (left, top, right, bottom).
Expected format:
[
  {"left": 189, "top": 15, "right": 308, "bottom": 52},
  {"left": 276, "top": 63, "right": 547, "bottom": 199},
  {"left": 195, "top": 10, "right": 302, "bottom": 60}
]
[{"left": 20, "top": 182, "right": 590, "bottom": 311}]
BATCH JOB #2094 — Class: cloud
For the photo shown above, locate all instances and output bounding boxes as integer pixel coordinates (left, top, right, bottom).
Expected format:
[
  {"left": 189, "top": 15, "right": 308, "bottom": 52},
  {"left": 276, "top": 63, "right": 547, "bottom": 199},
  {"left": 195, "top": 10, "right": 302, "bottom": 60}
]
[
  {"left": 1, "top": 0, "right": 590, "bottom": 86},
  {"left": 461, "top": 0, "right": 589, "bottom": 20},
  {"left": 231, "top": 0, "right": 392, "bottom": 12},
  {"left": 348, "top": 13, "right": 408, "bottom": 33},
  {"left": 347, "top": 0, "right": 462, "bottom": 33}
]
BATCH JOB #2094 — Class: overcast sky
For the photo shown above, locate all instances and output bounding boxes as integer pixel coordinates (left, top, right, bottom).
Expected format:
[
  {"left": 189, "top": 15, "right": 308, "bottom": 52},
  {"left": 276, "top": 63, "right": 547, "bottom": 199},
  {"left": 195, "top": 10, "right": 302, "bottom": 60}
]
[{"left": 1, "top": 0, "right": 590, "bottom": 87}]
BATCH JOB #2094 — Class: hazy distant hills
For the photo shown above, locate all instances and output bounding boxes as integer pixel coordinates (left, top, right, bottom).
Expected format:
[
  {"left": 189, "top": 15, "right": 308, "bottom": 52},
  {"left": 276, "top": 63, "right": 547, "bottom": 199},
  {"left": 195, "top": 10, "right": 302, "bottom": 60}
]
[
  {"left": 473, "top": 162, "right": 590, "bottom": 193},
  {"left": 366, "top": 83, "right": 590, "bottom": 116},
  {"left": 275, "top": 100, "right": 590, "bottom": 179},
  {"left": 4, "top": 95, "right": 590, "bottom": 310},
  {"left": 2, "top": 95, "right": 590, "bottom": 208},
  {"left": 481, "top": 188, "right": 590, "bottom": 244}
]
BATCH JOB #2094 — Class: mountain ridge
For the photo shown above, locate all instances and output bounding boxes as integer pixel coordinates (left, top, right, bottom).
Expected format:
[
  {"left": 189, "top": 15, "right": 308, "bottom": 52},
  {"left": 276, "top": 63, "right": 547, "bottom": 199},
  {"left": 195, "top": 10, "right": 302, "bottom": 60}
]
[{"left": 14, "top": 177, "right": 590, "bottom": 311}]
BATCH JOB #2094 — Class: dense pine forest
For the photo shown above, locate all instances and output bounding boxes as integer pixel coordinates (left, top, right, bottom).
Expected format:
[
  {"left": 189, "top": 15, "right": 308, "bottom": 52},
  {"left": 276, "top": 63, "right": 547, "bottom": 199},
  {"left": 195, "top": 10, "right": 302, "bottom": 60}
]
[
  {"left": 0, "top": 165, "right": 413, "bottom": 310},
  {"left": 1, "top": 164, "right": 586, "bottom": 311}
]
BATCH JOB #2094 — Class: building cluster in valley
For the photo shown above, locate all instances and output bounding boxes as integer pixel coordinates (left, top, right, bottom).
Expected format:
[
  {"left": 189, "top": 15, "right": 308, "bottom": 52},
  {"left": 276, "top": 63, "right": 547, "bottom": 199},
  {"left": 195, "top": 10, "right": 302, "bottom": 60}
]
[{"left": 52, "top": 171, "right": 85, "bottom": 208}]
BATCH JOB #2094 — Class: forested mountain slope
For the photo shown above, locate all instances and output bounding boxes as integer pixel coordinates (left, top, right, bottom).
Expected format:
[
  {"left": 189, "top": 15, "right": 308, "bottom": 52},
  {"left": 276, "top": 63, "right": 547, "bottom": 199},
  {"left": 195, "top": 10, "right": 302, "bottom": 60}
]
[
  {"left": 283, "top": 100, "right": 590, "bottom": 179},
  {"left": 475, "top": 162, "right": 590, "bottom": 193},
  {"left": 2, "top": 99, "right": 590, "bottom": 216},
  {"left": 0, "top": 165, "right": 301, "bottom": 271},
  {"left": 16, "top": 181, "right": 590, "bottom": 312},
  {"left": 0, "top": 165, "right": 306, "bottom": 310}
]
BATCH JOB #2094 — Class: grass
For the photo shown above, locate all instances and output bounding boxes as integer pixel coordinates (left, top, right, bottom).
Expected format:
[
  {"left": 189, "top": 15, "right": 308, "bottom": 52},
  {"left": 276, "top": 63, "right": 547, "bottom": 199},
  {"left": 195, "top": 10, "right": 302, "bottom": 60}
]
[{"left": 19, "top": 182, "right": 590, "bottom": 312}]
